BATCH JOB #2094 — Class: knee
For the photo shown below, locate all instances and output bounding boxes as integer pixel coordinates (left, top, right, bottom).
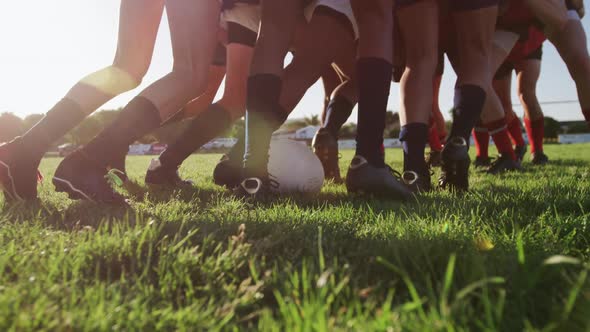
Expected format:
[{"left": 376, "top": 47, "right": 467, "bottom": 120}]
[
  {"left": 79, "top": 64, "right": 143, "bottom": 96},
  {"left": 405, "top": 46, "right": 438, "bottom": 72}
]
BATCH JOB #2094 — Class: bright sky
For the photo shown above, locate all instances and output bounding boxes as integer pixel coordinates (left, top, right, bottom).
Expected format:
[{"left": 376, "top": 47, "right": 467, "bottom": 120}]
[{"left": 0, "top": 1, "right": 588, "bottom": 122}]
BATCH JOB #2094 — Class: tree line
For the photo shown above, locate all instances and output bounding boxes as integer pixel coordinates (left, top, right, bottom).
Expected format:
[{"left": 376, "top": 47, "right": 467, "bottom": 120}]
[
  {"left": 0, "top": 109, "right": 584, "bottom": 150},
  {"left": 0, "top": 109, "right": 358, "bottom": 150}
]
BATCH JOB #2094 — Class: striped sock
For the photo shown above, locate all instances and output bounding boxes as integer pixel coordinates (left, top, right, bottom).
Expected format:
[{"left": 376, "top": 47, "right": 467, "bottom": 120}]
[{"left": 485, "top": 119, "right": 516, "bottom": 160}]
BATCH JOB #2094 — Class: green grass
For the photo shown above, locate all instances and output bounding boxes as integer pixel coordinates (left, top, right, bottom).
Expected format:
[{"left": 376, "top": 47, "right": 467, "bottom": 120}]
[{"left": 1, "top": 144, "right": 590, "bottom": 331}]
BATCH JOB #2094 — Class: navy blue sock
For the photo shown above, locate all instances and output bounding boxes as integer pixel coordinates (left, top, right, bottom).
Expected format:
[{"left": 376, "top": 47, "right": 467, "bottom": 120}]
[
  {"left": 83, "top": 96, "right": 161, "bottom": 168},
  {"left": 159, "top": 104, "right": 233, "bottom": 169},
  {"left": 243, "top": 74, "right": 288, "bottom": 178},
  {"left": 399, "top": 123, "right": 429, "bottom": 176},
  {"left": 323, "top": 95, "right": 354, "bottom": 138},
  {"left": 21, "top": 98, "right": 86, "bottom": 159},
  {"left": 449, "top": 85, "right": 486, "bottom": 143},
  {"left": 355, "top": 58, "right": 392, "bottom": 167}
]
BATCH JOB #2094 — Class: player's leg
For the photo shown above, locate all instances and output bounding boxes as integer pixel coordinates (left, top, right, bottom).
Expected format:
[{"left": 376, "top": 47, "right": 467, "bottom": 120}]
[
  {"left": 314, "top": 67, "right": 348, "bottom": 183},
  {"left": 322, "top": 46, "right": 358, "bottom": 140},
  {"left": 345, "top": 0, "right": 410, "bottom": 200},
  {"left": 313, "top": 35, "right": 359, "bottom": 182},
  {"left": 526, "top": 0, "right": 590, "bottom": 127},
  {"left": 52, "top": 0, "right": 222, "bottom": 202},
  {"left": 277, "top": 6, "right": 357, "bottom": 185},
  {"left": 279, "top": 12, "right": 355, "bottom": 113},
  {"left": 493, "top": 65, "right": 527, "bottom": 163},
  {"left": 222, "top": 3, "right": 358, "bottom": 190},
  {"left": 440, "top": 1, "right": 498, "bottom": 191},
  {"left": 397, "top": 0, "right": 439, "bottom": 192},
  {"left": 516, "top": 54, "right": 548, "bottom": 164},
  {"left": 314, "top": 63, "right": 357, "bottom": 183},
  {"left": 442, "top": 17, "right": 520, "bottom": 186},
  {"left": 168, "top": 44, "right": 228, "bottom": 121},
  {"left": 125, "top": 43, "right": 226, "bottom": 185},
  {"left": 153, "top": 23, "right": 257, "bottom": 187},
  {"left": 144, "top": 47, "right": 228, "bottom": 187},
  {"left": 426, "top": 68, "right": 446, "bottom": 168},
  {"left": 237, "top": 0, "right": 305, "bottom": 197},
  {"left": 432, "top": 57, "right": 447, "bottom": 139},
  {"left": 479, "top": 33, "right": 522, "bottom": 175},
  {"left": 0, "top": 0, "right": 164, "bottom": 201},
  {"left": 320, "top": 66, "right": 344, "bottom": 124}
]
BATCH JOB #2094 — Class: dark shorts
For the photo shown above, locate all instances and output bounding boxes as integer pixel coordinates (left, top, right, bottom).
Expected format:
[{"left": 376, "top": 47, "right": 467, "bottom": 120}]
[
  {"left": 227, "top": 21, "right": 258, "bottom": 47},
  {"left": 494, "top": 45, "right": 543, "bottom": 79},
  {"left": 449, "top": 0, "right": 499, "bottom": 11}
]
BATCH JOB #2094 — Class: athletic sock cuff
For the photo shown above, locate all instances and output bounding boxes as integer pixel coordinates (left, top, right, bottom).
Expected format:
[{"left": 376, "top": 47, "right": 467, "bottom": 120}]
[
  {"left": 484, "top": 119, "right": 507, "bottom": 134},
  {"left": 357, "top": 57, "right": 393, "bottom": 90},
  {"left": 399, "top": 123, "right": 429, "bottom": 142},
  {"left": 22, "top": 98, "right": 86, "bottom": 158},
  {"left": 82, "top": 96, "right": 161, "bottom": 167},
  {"left": 160, "top": 103, "right": 233, "bottom": 169}
]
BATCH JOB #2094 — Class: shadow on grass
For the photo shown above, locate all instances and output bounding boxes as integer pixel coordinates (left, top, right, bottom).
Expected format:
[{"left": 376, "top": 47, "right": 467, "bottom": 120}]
[
  {"left": 1, "top": 198, "right": 136, "bottom": 230},
  {"left": 528, "top": 158, "right": 589, "bottom": 168},
  {"left": 2, "top": 193, "right": 588, "bottom": 330}
]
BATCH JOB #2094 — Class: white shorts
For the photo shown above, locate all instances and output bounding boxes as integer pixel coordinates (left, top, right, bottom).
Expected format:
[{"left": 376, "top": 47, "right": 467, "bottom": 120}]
[
  {"left": 493, "top": 29, "right": 519, "bottom": 54},
  {"left": 221, "top": 0, "right": 358, "bottom": 39},
  {"left": 221, "top": 3, "right": 261, "bottom": 34},
  {"left": 304, "top": 0, "right": 359, "bottom": 39}
]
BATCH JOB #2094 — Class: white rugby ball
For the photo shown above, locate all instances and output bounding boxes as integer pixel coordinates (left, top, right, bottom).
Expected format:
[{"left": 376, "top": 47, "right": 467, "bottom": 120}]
[{"left": 267, "top": 139, "right": 325, "bottom": 194}]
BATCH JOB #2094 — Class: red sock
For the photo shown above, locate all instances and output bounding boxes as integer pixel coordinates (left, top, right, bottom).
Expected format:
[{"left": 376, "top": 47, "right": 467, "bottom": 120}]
[
  {"left": 429, "top": 126, "right": 443, "bottom": 152},
  {"left": 473, "top": 127, "right": 490, "bottom": 158},
  {"left": 485, "top": 119, "right": 516, "bottom": 160},
  {"left": 524, "top": 116, "right": 544, "bottom": 154},
  {"left": 584, "top": 109, "right": 590, "bottom": 128},
  {"left": 507, "top": 116, "right": 525, "bottom": 147}
]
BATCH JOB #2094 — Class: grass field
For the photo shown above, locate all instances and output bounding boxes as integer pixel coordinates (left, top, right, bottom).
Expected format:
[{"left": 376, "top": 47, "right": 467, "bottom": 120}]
[{"left": 1, "top": 144, "right": 590, "bottom": 331}]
